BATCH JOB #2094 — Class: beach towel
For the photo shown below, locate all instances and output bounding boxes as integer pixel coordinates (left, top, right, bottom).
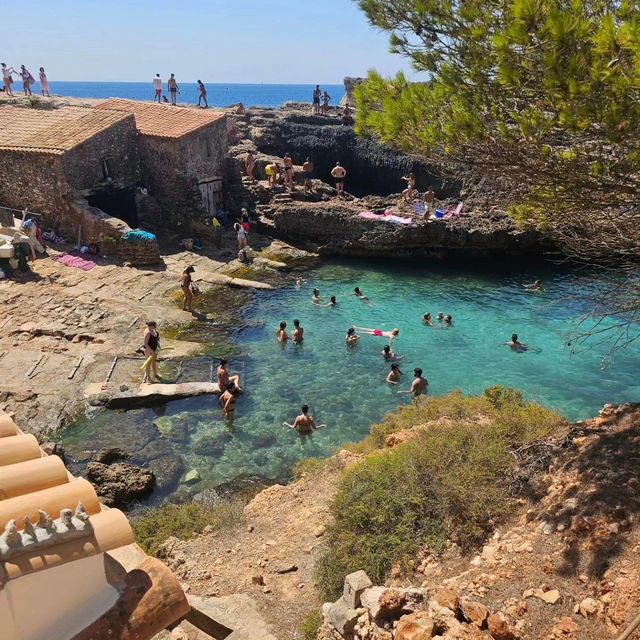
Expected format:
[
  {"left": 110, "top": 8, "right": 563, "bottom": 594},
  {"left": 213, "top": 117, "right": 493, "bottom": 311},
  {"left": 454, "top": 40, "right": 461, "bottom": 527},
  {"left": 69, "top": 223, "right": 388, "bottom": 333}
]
[
  {"left": 412, "top": 201, "right": 425, "bottom": 215},
  {"left": 358, "top": 211, "right": 414, "bottom": 225},
  {"left": 54, "top": 254, "right": 97, "bottom": 271},
  {"left": 446, "top": 202, "right": 464, "bottom": 218},
  {"left": 123, "top": 229, "right": 156, "bottom": 243}
]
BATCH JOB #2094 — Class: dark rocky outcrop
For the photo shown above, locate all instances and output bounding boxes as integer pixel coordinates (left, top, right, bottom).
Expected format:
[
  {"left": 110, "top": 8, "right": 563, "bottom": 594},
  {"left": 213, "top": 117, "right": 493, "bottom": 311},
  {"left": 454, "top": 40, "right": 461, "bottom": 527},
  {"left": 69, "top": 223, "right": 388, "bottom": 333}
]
[{"left": 86, "top": 460, "right": 155, "bottom": 508}]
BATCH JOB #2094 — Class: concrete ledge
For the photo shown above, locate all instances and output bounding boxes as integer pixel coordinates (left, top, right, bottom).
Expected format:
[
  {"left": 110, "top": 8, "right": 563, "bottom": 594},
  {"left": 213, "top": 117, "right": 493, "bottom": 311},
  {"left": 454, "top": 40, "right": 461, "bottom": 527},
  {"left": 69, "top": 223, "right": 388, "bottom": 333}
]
[{"left": 85, "top": 382, "right": 220, "bottom": 409}]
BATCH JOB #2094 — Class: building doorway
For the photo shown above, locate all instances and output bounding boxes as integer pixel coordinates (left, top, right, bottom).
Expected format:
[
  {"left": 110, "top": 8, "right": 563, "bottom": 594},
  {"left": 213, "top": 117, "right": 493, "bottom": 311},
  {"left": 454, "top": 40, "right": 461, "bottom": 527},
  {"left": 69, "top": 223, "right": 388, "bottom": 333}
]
[
  {"left": 198, "top": 177, "right": 223, "bottom": 216},
  {"left": 87, "top": 187, "right": 139, "bottom": 228}
]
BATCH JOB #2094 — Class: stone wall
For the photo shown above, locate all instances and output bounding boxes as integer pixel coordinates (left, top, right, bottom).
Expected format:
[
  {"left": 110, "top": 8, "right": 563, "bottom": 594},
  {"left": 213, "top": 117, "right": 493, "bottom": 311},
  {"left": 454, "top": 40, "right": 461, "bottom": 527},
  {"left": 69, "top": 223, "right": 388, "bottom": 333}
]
[
  {"left": 62, "top": 115, "right": 139, "bottom": 191},
  {"left": 137, "top": 117, "right": 228, "bottom": 226}
]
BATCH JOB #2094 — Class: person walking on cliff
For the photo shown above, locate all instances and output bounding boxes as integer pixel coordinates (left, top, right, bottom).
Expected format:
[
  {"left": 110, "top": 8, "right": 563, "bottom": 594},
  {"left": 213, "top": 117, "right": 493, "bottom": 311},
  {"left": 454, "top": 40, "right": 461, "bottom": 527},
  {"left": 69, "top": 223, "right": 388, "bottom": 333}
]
[
  {"left": 142, "top": 321, "right": 161, "bottom": 384},
  {"left": 38, "top": 67, "right": 50, "bottom": 97},
  {"left": 312, "top": 85, "right": 321, "bottom": 115},
  {"left": 168, "top": 73, "right": 180, "bottom": 105},
  {"left": 20, "top": 65, "right": 35, "bottom": 96},
  {"left": 197, "top": 80, "right": 208, "bottom": 108},
  {"left": 331, "top": 162, "right": 347, "bottom": 197},
  {"left": 1, "top": 63, "right": 18, "bottom": 96},
  {"left": 245, "top": 150, "right": 256, "bottom": 180},
  {"left": 153, "top": 74, "right": 162, "bottom": 102},
  {"left": 302, "top": 157, "right": 314, "bottom": 193},
  {"left": 181, "top": 266, "right": 195, "bottom": 312},
  {"left": 283, "top": 153, "right": 294, "bottom": 190}
]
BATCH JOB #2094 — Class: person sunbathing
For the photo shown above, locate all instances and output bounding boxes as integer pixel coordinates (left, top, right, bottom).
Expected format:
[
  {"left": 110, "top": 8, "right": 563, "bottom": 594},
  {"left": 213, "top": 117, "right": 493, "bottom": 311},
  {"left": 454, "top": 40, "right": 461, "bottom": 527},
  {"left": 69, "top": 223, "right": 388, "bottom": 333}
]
[{"left": 354, "top": 326, "right": 400, "bottom": 342}]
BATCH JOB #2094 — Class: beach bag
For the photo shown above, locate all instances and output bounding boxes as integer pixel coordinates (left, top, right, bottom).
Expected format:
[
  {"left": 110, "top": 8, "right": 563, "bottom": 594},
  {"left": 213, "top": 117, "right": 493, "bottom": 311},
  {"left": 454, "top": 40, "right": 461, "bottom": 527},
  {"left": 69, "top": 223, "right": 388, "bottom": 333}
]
[{"left": 190, "top": 283, "right": 201, "bottom": 296}]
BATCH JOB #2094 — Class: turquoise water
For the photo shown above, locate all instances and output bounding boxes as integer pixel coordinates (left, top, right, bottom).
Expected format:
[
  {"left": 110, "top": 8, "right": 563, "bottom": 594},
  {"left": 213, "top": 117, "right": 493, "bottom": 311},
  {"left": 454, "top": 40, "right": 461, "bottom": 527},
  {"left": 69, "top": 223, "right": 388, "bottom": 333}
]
[
  {"left": 26, "top": 81, "right": 344, "bottom": 108},
  {"left": 61, "top": 260, "right": 640, "bottom": 503}
]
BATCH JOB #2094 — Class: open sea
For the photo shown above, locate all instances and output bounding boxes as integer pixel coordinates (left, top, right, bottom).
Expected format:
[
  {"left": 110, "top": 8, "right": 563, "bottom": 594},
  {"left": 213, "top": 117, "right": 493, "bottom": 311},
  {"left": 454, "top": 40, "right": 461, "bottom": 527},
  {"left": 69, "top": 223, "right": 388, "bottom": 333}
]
[{"left": 30, "top": 81, "right": 345, "bottom": 108}]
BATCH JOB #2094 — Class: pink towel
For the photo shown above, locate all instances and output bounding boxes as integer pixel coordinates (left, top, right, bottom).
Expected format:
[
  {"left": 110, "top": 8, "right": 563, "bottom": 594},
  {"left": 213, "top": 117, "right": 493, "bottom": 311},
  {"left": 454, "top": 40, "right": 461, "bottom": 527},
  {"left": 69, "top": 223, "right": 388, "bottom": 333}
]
[
  {"left": 54, "top": 254, "right": 97, "bottom": 271},
  {"left": 358, "top": 211, "right": 414, "bottom": 225}
]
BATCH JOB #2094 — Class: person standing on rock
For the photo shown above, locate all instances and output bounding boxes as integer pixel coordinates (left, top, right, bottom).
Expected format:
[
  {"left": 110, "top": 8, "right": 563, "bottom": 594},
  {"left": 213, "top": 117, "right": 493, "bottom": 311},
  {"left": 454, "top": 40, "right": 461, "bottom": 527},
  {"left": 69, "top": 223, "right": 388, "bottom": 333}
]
[
  {"left": 331, "top": 162, "right": 347, "bottom": 197},
  {"left": 303, "top": 157, "right": 314, "bottom": 193},
  {"left": 283, "top": 153, "right": 294, "bottom": 190},
  {"left": 423, "top": 186, "right": 436, "bottom": 217},
  {"left": 153, "top": 74, "right": 163, "bottom": 102},
  {"left": 234, "top": 222, "right": 248, "bottom": 252},
  {"left": 245, "top": 151, "right": 256, "bottom": 180},
  {"left": 1, "top": 63, "right": 18, "bottom": 96},
  {"left": 402, "top": 173, "right": 416, "bottom": 203},
  {"left": 265, "top": 161, "right": 280, "bottom": 188},
  {"left": 181, "top": 266, "right": 195, "bottom": 312},
  {"left": 168, "top": 73, "right": 179, "bottom": 105},
  {"left": 321, "top": 91, "right": 331, "bottom": 115},
  {"left": 197, "top": 80, "right": 208, "bottom": 108},
  {"left": 312, "top": 85, "right": 321, "bottom": 115},
  {"left": 142, "top": 321, "right": 161, "bottom": 383},
  {"left": 20, "top": 65, "right": 34, "bottom": 96},
  {"left": 39, "top": 67, "right": 50, "bottom": 97}
]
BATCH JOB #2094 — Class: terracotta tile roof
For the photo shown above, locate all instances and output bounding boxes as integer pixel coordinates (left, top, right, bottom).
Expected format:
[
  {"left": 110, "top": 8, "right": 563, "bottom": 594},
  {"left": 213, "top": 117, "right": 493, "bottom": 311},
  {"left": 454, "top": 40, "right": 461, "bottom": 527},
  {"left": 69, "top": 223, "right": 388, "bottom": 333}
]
[
  {"left": 96, "top": 98, "right": 225, "bottom": 138},
  {"left": 0, "top": 106, "right": 132, "bottom": 155}
]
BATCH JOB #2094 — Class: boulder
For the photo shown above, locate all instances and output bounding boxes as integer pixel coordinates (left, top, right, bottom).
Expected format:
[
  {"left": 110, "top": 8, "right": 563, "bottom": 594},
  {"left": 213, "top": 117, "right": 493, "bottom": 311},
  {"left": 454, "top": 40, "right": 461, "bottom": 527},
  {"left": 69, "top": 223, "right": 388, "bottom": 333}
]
[
  {"left": 486, "top": 611, "right": 516, "bottom": 640},
  {"left": 40, "top": 442, "right": 66, "bottom": 463},
  {"left": 324, "top": 598, "right": 359, "bottom": 637},
  {"left": 343, "top": 570, "right": 373, "bottom": 609},
  {"left": 433, "top": 588, "right": 460, "bottom": 615},
  {"left": 461, "top": 600, "right": 489, "bottom": 628},
  {"left": 86, "top": 461, "right": 154, "bottom": 507},
  {"left": 183, "top": 469, "right": 201, "bottom": 484},
  {"left": 150, "top": 454, "right": 185, "bottom": 493},
  {"left": 361, "top": 587, "right": 405, "bottom": 621},
  {"left": 193, "top": 434, "right": 229, "bottom": 457},
  {"left": 578, "top": 597, "right": 599, "bottom": 618},
  {"left": 93, "top": 447, "right": 129, "bottom": 464},
  {"left": 396, "top": 611, "right": 436, "bottom": 640}
]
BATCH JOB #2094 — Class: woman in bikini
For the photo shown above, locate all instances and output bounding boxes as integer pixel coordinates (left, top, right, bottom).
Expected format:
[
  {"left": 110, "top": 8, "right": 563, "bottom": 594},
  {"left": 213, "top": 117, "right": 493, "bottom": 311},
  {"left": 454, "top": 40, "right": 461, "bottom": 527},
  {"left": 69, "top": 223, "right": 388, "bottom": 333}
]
[
  {"left": 142, "top": 321, "right": 160, "bottom": 383},
  {"left": 283, "top": 153, "right": 294, "bottom": 189},
  {"left": 219, "top": 382, "right": 240, "bottom": 419},
  {"left": 276, "top": 321, "right": 289, "bottom": 343},
  {"left": 181, "top": 266, "right": 195, "bottom": 312}
]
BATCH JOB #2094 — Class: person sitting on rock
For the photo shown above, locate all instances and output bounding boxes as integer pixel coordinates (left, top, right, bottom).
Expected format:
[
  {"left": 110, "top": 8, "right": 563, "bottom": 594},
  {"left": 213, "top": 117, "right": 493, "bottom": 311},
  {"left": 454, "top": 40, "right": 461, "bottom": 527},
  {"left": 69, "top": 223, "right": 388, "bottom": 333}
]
[
  {"left": 341, "top": 102, "right": 354, "bottom": 125},
  {"left": 217, "top": 359, "right": 242, "bottom": 393}
]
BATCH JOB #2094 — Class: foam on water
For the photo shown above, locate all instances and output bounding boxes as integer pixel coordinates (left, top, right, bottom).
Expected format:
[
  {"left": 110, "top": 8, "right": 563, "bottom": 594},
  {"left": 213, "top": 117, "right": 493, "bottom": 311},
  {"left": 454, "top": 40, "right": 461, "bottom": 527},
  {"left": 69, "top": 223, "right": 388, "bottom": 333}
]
[{"left": 61, "top": 259, "right": 640, "bottom": 501}]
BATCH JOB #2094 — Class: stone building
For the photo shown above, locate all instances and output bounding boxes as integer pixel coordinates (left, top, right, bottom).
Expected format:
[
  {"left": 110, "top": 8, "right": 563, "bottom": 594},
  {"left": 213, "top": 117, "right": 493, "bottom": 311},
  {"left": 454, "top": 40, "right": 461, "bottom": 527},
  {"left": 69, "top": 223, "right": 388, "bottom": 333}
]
[
  {"left": 0, "top": 105, "right": 143, "bottom": 246},
  {"left": 96, "top": 99, "right": 228, "bottom": 226}
]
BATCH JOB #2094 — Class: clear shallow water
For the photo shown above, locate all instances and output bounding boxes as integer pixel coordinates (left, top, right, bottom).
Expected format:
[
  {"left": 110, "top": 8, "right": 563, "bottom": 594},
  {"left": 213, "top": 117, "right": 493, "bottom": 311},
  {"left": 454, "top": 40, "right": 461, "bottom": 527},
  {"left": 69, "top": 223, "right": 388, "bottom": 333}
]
[
  {"left": 28, "top": 81, "right": 344, "bottom": 108},
  {"left": 60, "top": 260, "right": 640, "bottom": 504}
]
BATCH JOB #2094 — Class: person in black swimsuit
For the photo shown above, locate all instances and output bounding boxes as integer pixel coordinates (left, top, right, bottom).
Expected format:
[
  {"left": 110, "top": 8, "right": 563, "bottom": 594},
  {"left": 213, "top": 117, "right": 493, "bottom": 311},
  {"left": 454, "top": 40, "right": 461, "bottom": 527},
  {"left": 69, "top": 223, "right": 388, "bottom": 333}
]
[{"left": 143, "top": 321, "right": 160, "bottom": 383}]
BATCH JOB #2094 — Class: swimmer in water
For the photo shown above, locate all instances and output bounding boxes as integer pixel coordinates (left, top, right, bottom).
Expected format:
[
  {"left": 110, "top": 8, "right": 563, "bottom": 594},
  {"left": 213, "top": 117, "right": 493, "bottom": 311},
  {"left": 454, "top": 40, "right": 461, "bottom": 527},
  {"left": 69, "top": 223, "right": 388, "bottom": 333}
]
[
  {"left": 506, "top": 333, "right": 529, "bottom": 352},
  {"left": 354, "top": 287, "right": 369, "bottom": 302},
  {"left": 283, "top": 404, "right": 326, "bottom": 435},
  {"left": 381, "top": 345, "right": 403, "bottom": 361},
  {"left": 386, "top": 363, "right": 404, "bottom": 385},
  {"left": 437, "top": 312, "right": 444, "bottom": 323},
  {"left": 325, "top": 295, "right": 337, "bottom": 307},
  {"left": 276, "top": 321, "right": 289, "bottom": 343},
  {"left": 398, "top": 368, "right": 429, "bottom": 396},
  {"left": 219, "top": 382, "right": 241, "bottom": 418},
  {"left": 296, "top": 277, "right": 307, "bottom": 288},
  {"left": 354, "top": 327, "right": 400, "bottom": 343},
  {"left": 346, "top": 327, "right": 360, "bottom": 346},
  {"left": 524, "top": 279, "right": 544, "bottom": 292},
  {"left": 312, "top": 288, "right": 321, "bottom": 304},
  {"left": 423, "top": 312, "right": 433, "bottom": 326},
  {"left": 292, "top": 319, "right": 304, "bottom": 343},
  {"left": 444, "top": 315, "right": 453, "bottom": 327}
]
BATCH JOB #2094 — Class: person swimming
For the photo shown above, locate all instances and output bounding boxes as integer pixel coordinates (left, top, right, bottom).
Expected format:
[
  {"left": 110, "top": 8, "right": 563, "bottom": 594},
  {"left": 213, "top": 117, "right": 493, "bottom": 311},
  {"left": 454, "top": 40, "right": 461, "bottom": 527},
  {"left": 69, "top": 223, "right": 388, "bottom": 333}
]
[
  {"left": 283, "top": 404, "right": 326, "bottom": 436},
  {"left": 525, "top": 279, "right": 544, "bottom": 292},
  {"left": 386, "top": 363, "right": 404, "bottom": 385},
  {"left": 312, "top": 288, "right": 321, "bottom": 304},
  {"left": 292, "top": 319, "right": 304, "bottom": 343},
  {"left": 326, "top": 295, "right": 337, "bottom": 307},
  {"left": 444, "top": 315, "right": 453, "bottom": 326},
  {"left": 346, "top": 327, "right": 360, "bottom": 346},
  {"left": 354, "top": 287, "right": 369, "bottom": 301},
  {"left": 507, "top": 333, "right": 529, "bottom": 352},
  {"left": 398, "top": 368, "right": 429, "bottom": 396},
  {"left": 437, "top": 312, "right": 444, "bottom": 323},
  {"left": 423, "top": 312, "right": 433, "bottom": 326},
  {"left": 354, "top": 327, "right": 400, "bottom": 342},
  {"left": 381, "top": 345, "right": 403, "bottom": 361},
  {"left": 277, "top": 321, "right": 289, "bottom": 343}
]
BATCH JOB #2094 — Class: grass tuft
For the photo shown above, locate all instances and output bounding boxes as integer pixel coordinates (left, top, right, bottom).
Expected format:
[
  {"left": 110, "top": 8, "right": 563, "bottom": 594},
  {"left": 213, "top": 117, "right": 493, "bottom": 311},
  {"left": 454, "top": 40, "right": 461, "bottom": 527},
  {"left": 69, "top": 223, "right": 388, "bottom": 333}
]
[
  {"left": 133, "top": 500, "right": 244, "bottom": 556},
  {"left": 299, "top": 610, "right": 322, "bottom": 640},
  {"left": 315, "top": 388, "right": 566, "bottom": 599}
]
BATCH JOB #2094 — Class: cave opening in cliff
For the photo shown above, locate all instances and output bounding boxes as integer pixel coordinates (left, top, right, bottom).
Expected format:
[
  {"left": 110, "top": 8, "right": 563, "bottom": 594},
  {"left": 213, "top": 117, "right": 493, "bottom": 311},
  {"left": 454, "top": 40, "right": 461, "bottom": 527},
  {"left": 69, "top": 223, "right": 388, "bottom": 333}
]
[{"left": 87, "top": 187, "right": 139, "bottom": 228}]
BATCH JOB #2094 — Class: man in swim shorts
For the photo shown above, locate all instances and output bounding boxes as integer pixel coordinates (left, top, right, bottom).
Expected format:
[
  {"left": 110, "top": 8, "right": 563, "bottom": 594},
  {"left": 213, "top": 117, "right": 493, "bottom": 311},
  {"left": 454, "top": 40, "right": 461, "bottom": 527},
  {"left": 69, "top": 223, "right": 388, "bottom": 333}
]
[
  {"left": 399, "top": 368, "right": 428, "bottom": 396},
  {"left": 303, "top": 158, "right": 314, "bottom": 193},
  {"left": 312, "top": 85, "right": 321, "bottom": 114},
  {"left": 167, "top": 73, "right": 179, "bottom": 105},
  {"left": 284, "top": 404, "right": 325, "bottom": 435},
  {"left": 331, "top": 162, "right": 347, "bottom": 197}
]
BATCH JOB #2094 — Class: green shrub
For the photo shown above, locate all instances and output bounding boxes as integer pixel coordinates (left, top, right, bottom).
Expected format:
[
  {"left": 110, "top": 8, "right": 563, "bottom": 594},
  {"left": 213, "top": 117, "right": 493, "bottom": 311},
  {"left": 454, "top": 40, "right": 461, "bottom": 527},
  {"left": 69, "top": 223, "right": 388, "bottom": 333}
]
[
  {"left": 315, "top": 389, "right": 565, "bottom": 600},
  {"left": 299, "top": 610, "right": 322, "bottom": 640},
  {"left": 133, "top": 500, "right": 244, "bottom": 556}
]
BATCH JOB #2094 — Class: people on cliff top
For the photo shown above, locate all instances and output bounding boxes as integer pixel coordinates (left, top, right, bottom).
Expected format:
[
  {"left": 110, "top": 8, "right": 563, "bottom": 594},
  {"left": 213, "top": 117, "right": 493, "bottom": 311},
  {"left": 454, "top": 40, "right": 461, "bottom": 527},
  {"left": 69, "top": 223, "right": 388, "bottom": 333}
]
[
  {"left": 302, "top": 157, "right": 314, "bottom": 193},
  {"left": 292, "top": 319, "right": 304, "bottom": 344},
  {"left": 283, "top": 153, "right": 294, "bottom": 190},
  {"left": 245, "top": 151, "right": 256, "bottom": 180},
  {"left": 197, "top": 80, "right": 208, "bottom": 108},
  {"left": 153, "top": 74, "right": 162, "bottom": 102},
  {"left": 321, "top": 91, "right": 331, "bottom": 115},
  {"left": 236, "top": 103, "right": 246, "bottom": 115},
  {"left": 168, "top": 73, "right": 179, "bottom": 105},
  {"left": 312, "top": 85, "right": 321, "bottom": 115},
  {"left": 142, "top": 321, "right": 161, "bottom": 384},
  {"left": 331, "top": 162, "right": 347, "bottom": 197},
  {"left": 217, "top": 359, "right": 242, "bottom": 393},
  {"left": 181, "top": 266, "right": 195, "bottom": 312},
  {"left": 284, "top": 405, "right": 325, "bottom": 436},
  {"left": 402, "top": 173, "right": 416, "bottom": 203},
  {"left": 1, "top": 63, "right": 18, "bottom": 96},
  {"left": 20, "top": 65, "right": 35, "bottom": 96},
  {"left": 39, "top": 68, "right": 50, "bottom": 97}
]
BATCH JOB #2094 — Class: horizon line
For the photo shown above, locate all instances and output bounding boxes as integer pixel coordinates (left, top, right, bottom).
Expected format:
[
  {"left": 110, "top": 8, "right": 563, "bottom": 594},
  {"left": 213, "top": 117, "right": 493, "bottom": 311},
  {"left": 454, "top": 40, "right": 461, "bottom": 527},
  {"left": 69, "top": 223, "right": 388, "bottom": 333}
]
[{"left": 41, "top": 80, "right": 349, "bottom": 86}]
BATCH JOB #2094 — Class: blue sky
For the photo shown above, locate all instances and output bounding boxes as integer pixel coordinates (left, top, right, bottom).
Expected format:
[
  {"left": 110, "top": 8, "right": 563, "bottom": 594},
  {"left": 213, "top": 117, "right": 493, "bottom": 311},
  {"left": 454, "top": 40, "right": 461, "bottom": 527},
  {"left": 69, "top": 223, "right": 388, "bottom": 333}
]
[{"left": 2, "top": 0, "right": 414, "bottom": 83}]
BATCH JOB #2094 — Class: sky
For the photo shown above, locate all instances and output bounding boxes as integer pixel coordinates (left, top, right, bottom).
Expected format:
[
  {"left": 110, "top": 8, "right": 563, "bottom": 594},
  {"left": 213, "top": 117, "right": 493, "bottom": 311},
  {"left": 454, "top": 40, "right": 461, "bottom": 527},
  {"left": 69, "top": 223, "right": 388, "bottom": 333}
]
[{"left": 2, "top": 0, "right": 414, "bottom": 84}]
